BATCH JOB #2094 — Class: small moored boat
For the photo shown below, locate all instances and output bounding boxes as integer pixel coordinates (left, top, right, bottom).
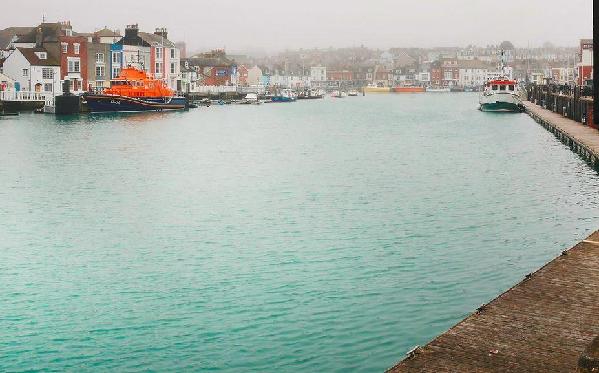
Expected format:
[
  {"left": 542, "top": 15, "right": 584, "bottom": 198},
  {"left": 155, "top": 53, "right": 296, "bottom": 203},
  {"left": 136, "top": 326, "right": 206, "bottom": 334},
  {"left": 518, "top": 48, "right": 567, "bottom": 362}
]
[
  {"left": 392, "top": 86, "right": 425, "bottom": 93},
  {"left": 426, "top": 87, "right": 451, "bottom": 93},
  {"left": 478, "top": 51, "right": 524, "bottom": 112},
  {"left": 332, "top": 90, "right": 347, "bottom": 98},
  {"left": 270, "top": 89, "right": 297, "bottom": 103},
  {"left": 479, "top": 78, "right": 524, "bottom": 112},
  {"left": 239, "top": 93, "right": 261, "bottom": 105},
  {"left": 363, "top": 84, "right": 390, "bottom": 93}
]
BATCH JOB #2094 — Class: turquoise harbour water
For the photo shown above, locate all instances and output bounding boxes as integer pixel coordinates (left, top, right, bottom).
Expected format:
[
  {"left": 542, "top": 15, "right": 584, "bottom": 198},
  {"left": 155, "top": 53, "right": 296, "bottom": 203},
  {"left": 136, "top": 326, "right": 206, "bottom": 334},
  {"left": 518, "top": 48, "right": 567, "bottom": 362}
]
[{"left": 1, "top": 93, "right": 599, "bottom": 372}]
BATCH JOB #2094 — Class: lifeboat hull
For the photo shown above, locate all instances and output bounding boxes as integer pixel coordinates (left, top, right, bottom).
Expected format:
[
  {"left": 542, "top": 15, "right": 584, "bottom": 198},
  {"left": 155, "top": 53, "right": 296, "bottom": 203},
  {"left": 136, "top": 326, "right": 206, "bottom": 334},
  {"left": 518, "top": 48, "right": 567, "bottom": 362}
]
[
  {"left": 363, "top": 86, "right": 390, "bottom": 93},
  {"left": 392, "top": 87, "right": 425, "bottom": 93},
  {"left": 85, "top": 95, "right": 187, "bottom": 113}
]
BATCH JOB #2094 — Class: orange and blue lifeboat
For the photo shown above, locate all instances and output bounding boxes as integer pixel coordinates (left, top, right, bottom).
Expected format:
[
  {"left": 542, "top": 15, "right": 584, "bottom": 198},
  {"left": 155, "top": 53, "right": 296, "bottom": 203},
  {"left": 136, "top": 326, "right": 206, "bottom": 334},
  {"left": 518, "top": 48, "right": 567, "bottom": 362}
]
[{"left": 85, "top": 66, "right": 187, "bottom": 113}]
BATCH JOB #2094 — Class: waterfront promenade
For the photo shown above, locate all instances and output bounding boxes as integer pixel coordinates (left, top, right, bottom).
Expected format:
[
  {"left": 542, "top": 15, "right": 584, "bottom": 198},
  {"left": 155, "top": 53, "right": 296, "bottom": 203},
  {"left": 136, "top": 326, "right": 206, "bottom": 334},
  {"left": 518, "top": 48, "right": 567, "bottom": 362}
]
[
  {"left": 523, "top": 100, "right": 599, "bottom": 169},
  {"left": 387, "top": 230, "right": 599, "bottom": 372},
  {"left": 388, "top": 102, "right": 599, "bottom": 372}
]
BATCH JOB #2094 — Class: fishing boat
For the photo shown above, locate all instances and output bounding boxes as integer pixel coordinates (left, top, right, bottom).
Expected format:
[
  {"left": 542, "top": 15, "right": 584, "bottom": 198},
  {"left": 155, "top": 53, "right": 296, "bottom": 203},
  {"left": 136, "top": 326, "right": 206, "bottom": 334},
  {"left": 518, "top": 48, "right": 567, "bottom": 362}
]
[
  {"left": 85, "top": 66, "right": 187, "bottom": 113},
  {"left": 348, "top": 90, "right": 359, "bottom": 96},
  {"left": 332, "top": 90, "right": 348, "bottom": 98},
  {"left": 239, "top": 93, "right": 261, "bottom": 105},
  {"left": 392, "top": 86, "right": 425, "bottom": 93},
  {"left": 271, "top": 89, "right": 297, "bottom": 103},
  {"left": 297, "top": 89, "right": 324, "bottom": 99},
  {"left": 479, "top": 51, "right": 524, "bottom": 112},
  {"left": 479, "top": 79, "right": 524, "bottom": 112},
  {"left": 363, "top": 84, "right": 390, "bottom": 93},
  {"left": 426, "top": 87, "right": 451, "bottom": 93}
]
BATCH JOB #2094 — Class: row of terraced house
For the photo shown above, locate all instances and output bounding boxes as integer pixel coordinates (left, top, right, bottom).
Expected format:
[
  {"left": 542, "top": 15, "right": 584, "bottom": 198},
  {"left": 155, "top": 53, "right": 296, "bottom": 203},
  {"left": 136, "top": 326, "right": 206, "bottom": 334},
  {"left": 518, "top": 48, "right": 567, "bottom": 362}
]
[{"left": 0, "top": 22, "right": 182, "bottom": 96}]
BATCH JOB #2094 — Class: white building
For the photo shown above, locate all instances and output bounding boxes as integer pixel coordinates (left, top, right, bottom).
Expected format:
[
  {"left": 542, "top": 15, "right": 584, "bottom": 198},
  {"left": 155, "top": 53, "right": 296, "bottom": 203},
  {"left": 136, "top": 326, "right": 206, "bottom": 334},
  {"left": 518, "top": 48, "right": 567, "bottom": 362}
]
[
  {"left": 416, "top": 71, "right": 430, "bottom": 84},
  {"left": 2, "top": 47, "right": 61, "bottom": 95},
  {"left": 246, "top": 65, "right": 263, "bottom": 86},
  {"left": 310, "top": 66, "right": 326, "bottom": 82},
  {"left": 458, "top": 60, "right": 511, "bottom": 87},
  {"left": 270, "top": 74, "right": 311, "bottom": 88},
  {"left": 530, "top": 72, "right": 545, "bottom": 85},
  {"left": 180, "top": 60, "right": 199, "bottom": 93}
]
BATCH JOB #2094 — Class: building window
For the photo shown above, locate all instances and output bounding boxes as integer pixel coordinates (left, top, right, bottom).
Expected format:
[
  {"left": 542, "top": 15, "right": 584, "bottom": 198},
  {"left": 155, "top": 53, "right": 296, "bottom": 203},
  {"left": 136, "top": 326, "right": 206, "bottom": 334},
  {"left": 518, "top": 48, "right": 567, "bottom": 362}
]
[
  {"left": 22, "top": 68, "right": 28, "bottom": 77},
  {"left": 155, "top": 62, "right": 163, "bottom": 76},
  {"left": 65, "top": 29, "right": 73, "bottom": 36},
  {"left": 96, "top": 53, "right": 104, "bottom": 63},
  {"left": 170, "top": 62, "right": 175, "bottom": 74},
  {"left": 170, "top": 48, "right": 175, "bottom": 59},
  {"left": 156, "top": 47, "right": 162, "bottom": 59},
  {"left": 35, "top": 52, "right": 47, "bottom": 59},
  {"left": 42, "top": 68, "right": 54, "bottom": 79},
  {"left": 112, "top": 67, "right": 120, "bottom": 78},
  {"left": 61, "top": 43, "right": 68, "bottom": 53},
  {"left": 74, "top": 43, "right": 80, "bottom": 55},
  {"left": 95, "top": 65, "right": 105, "bottom": 78},
  {"left": 68, "top": 58, "right": 81, "bottom": 73},
  {"left": 44, "top": 83, "right": 53, "bottom": 92}
]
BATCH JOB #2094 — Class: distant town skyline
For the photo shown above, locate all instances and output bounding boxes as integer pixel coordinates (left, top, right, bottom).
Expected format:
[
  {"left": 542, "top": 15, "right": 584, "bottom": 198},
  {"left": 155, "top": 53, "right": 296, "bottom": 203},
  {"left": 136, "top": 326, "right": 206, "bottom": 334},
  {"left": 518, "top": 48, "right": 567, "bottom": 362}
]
[{"left": 0, "top": 0, "right": 593, "bottom": 53}]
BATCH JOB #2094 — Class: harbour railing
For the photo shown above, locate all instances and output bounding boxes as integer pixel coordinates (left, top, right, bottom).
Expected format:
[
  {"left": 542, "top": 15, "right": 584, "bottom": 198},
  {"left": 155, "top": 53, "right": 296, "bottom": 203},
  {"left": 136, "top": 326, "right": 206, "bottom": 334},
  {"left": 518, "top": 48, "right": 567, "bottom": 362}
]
[
  {"left": 526, "top": 84, "right": 594, "bottom": 126},
  {"left": 0, "top": 90, "right": 51, "bottom": 102},
  {"left": 191, "top": 85, "right": 267, "bottom": 95}
]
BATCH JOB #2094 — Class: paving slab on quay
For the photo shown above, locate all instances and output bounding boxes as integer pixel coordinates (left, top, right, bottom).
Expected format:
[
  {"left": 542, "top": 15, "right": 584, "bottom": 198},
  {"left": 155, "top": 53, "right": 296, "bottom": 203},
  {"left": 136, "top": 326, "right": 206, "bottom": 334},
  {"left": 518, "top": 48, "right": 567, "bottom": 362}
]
[{"left": 387, "top": 230, "right": 599, "bottom": 372}]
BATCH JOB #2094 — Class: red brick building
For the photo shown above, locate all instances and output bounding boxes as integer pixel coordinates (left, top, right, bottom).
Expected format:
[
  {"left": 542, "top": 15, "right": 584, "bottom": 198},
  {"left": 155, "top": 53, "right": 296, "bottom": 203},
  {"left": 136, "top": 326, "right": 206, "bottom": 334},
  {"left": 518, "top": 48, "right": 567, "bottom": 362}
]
[
  {"left": 237, "top": 65, "right": 248, "bottom": 86},
  {"left": 430, "top": 62, "right": 442, "bottom": 86},
  {"left": 577, "top": 39, "right": 593, "bottom": 85},
  {"left": 13, "top": 21, "right": 88, "bottom": 93},
  {"left": 441, "top": 58, "right": 459, "bottom": 87},
  {"left": 327, "top": 70, "right": 354, "bottom": 81}
]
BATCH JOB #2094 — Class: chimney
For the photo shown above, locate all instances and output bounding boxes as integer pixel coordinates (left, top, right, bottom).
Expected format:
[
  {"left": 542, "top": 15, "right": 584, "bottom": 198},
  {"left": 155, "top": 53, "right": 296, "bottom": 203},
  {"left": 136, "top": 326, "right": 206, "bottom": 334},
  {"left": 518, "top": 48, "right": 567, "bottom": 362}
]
[
  {"left": 154, "top": 27, "right": 168, "bottom": 40},
  {"left": 35, "top": 26, "right": 43, "bottom": 47},
  {"left": 125, "top": 24, "right": 139, "bottom": 39}
]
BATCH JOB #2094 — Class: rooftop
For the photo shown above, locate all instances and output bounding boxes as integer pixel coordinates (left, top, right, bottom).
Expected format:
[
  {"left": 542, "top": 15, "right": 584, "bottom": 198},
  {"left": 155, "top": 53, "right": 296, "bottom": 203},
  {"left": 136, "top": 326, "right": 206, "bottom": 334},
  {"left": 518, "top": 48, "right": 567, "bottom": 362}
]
[{"left": 17, "top": 47, "right": 60, "bottom": 66}]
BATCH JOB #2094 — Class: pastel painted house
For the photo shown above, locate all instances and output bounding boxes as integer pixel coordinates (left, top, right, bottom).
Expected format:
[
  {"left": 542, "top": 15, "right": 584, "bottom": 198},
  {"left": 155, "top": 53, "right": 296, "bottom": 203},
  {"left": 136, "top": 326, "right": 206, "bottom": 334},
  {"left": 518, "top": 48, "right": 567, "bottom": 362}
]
[
  {"left": 111, "top": 24, "right": 181, "bottom": 91},
  {"left": 2, "top": 47, "right": 61, "bottom": 94}
]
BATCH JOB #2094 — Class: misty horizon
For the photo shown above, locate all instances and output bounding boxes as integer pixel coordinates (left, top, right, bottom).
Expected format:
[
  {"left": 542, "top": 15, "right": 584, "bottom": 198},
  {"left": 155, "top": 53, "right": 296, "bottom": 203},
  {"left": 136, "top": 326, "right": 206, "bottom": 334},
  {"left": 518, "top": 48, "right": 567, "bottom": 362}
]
[{"left": 0, "top": 0, "right": 592, "bottom": 54}]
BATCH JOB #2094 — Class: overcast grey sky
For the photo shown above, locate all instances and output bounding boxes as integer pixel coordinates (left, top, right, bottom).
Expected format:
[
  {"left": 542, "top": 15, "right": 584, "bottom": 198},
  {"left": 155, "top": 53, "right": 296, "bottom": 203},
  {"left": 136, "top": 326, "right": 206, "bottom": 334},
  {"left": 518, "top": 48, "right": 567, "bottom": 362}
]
[{"left": 1, "top": 0, "right": 593, "bottom": 53}]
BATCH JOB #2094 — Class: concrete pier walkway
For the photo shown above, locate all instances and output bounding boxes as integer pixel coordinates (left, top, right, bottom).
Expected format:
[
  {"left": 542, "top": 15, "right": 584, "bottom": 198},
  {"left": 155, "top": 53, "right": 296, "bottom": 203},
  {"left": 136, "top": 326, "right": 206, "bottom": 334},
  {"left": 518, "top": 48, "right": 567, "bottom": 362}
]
[
  {"left": 387, "top": 230, "right": 599, "bottom": 372},
  {"left": 523, "top": 100, "right": 599, "bottom": 169}
]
